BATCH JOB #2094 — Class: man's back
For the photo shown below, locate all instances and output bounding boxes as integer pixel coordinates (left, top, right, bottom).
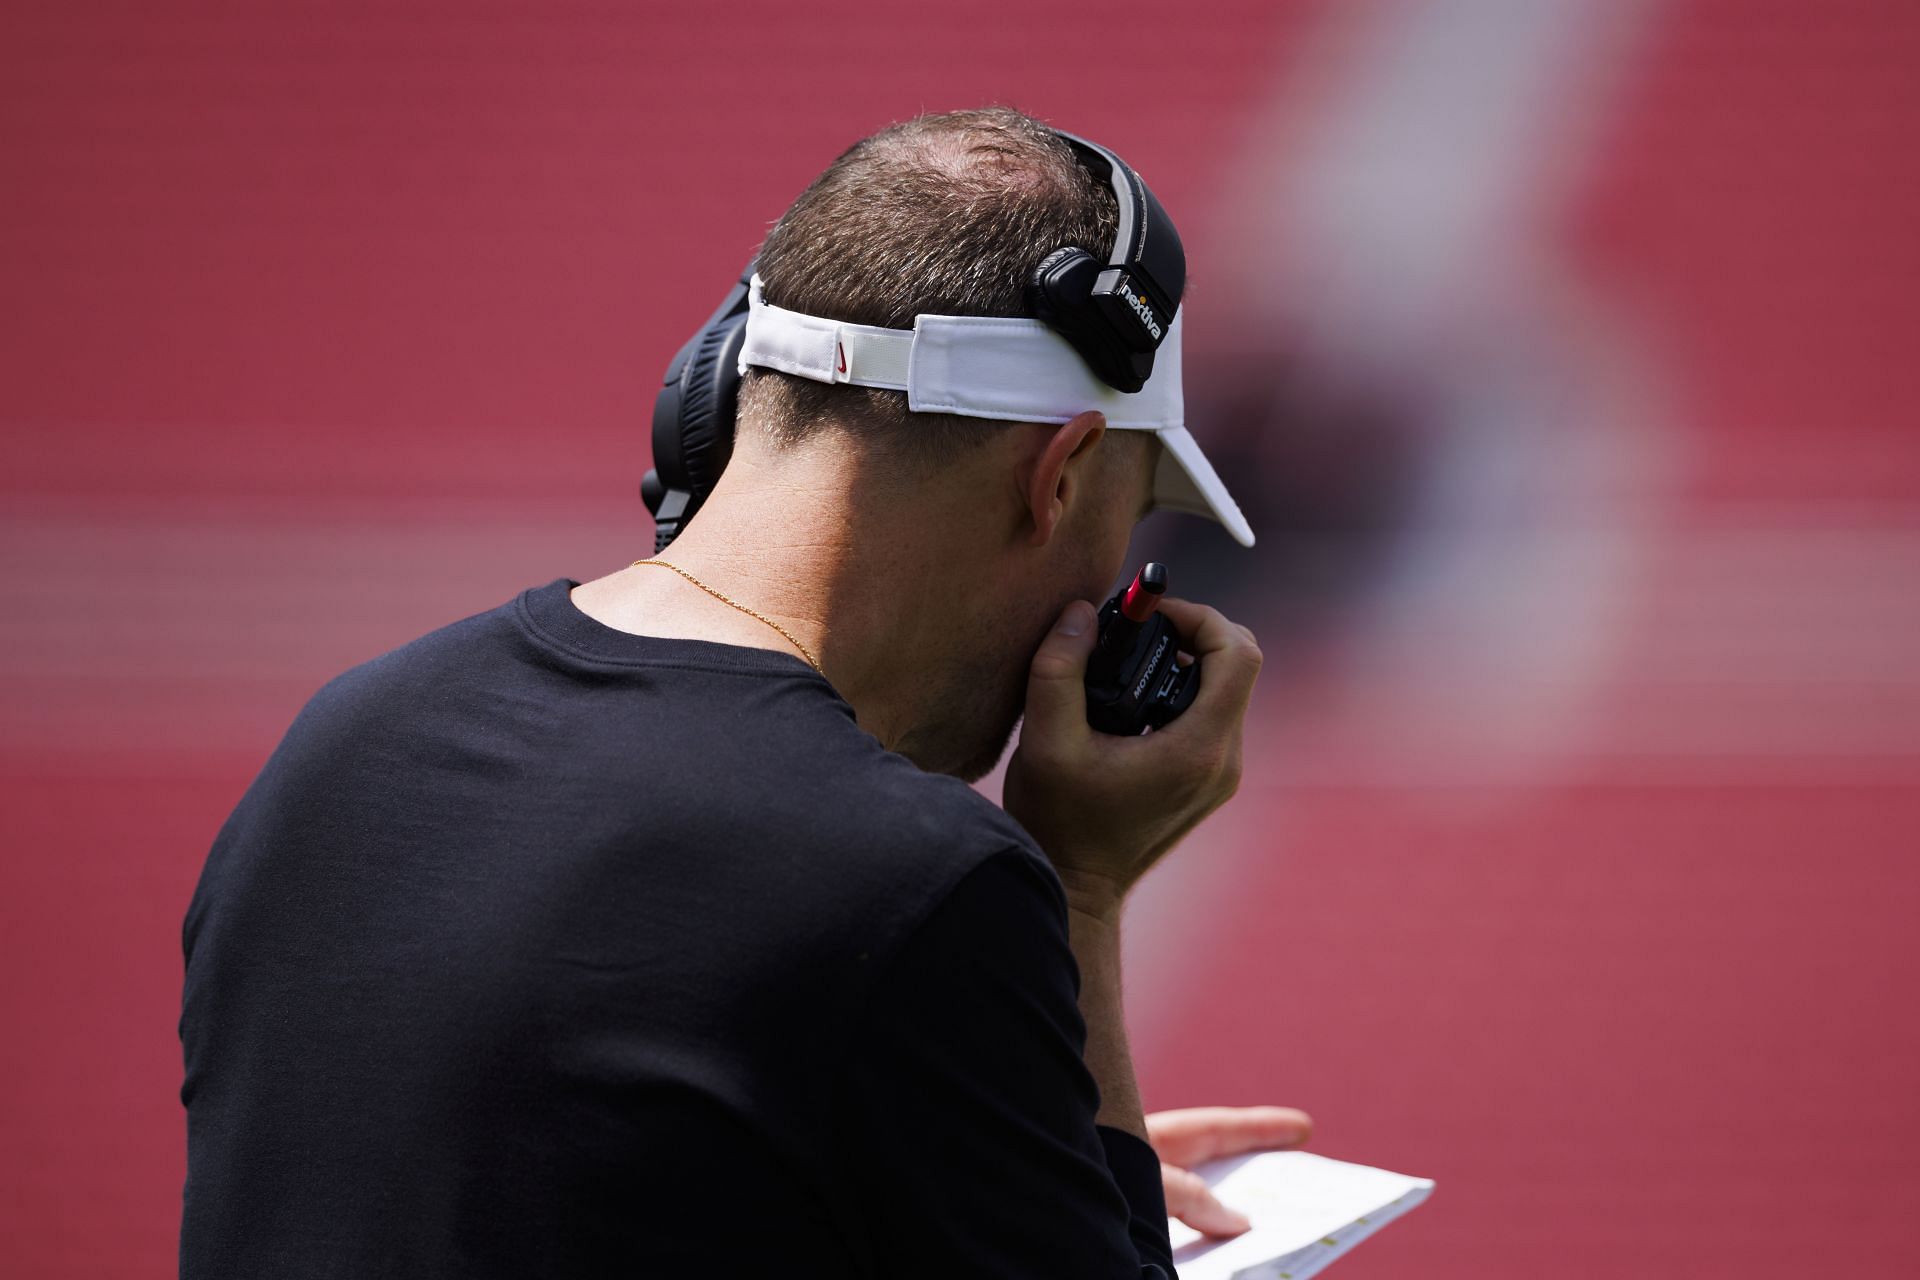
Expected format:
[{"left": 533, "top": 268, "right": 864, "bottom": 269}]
[{"left": 180, "top": 577, "right": 1172, "bottom": 1277}]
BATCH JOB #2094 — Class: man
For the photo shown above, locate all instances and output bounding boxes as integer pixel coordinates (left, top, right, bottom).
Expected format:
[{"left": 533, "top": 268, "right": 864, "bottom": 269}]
[{"left": 180, "top": 107, "right": 1309, "bottom": 1277}]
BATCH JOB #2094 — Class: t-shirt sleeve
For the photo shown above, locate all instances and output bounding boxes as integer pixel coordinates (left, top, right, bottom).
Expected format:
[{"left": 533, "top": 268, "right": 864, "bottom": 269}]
[{"left": 833, "top": 845, "right": 1175, "bottom": 1277}]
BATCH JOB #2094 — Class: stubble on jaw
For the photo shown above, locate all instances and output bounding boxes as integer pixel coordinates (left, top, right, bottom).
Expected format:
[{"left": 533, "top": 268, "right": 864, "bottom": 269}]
[
  {"left": 910, "top": 637, "right": 1032, "bottom": 782},
  {"left": 887, "top": 597, "right": 1045, "bottom": 781}
]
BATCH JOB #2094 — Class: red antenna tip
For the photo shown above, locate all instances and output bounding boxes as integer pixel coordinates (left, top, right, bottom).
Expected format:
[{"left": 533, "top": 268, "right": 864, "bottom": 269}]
[{"left": 1120, "top": 562, "right": 1167, "bottom": 623}]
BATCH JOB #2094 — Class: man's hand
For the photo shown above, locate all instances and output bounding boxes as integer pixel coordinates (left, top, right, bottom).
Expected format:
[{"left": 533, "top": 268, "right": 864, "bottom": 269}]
[
  {"left": 1003, "top": 595, "right": 1263, "bottom": 915},
  {"left": 1148, "top": 1106, "right": 1315, "bottom": 1238}
]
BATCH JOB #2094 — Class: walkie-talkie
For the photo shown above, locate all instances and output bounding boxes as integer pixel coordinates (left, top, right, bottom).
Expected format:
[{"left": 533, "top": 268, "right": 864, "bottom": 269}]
[{"left": 1084, "top": 561, "right": 1200, "bottom": 735}]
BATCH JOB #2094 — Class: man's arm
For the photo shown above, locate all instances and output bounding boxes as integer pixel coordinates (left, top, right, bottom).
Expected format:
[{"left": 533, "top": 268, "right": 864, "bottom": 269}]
[
  {"left": 1057, "top": 875, "right": 1146, "bottom": 1141},
  {"left": 1061, "top": 870, "right": 1319, "bottom": 1239},
  {"left": 1000, "top": 592, "right": 1268, "bottom": 1232}
]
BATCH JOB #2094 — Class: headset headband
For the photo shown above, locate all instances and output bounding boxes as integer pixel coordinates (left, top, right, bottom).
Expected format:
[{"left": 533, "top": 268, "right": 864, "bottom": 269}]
[{"left": 1029, "top": 131, "right": 1187, "bottom": 393}]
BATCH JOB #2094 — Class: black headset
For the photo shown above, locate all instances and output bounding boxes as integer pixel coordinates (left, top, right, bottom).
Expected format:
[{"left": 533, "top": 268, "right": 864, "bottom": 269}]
[{"left": 640, "top": 129, "right": 1185, "bottom": 553}]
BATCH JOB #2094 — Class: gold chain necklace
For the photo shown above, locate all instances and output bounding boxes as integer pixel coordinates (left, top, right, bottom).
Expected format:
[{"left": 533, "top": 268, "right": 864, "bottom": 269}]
[{"left": 628, "top": 557, "right": 825, "bottom": 677}]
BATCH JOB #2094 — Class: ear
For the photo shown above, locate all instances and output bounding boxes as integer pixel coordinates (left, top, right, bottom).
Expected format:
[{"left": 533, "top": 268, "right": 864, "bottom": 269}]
[{"left": 1019, "top": 410, "right": 1107, "bottom": 548}]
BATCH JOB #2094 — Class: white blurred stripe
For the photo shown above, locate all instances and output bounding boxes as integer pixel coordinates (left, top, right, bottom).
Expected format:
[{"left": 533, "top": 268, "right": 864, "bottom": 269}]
[
  {"left": 5, "top": 496, "right": 1918, "bottom": 766},
  {"left": 0, "top": 494, "right": 651, "bottom": 761}
]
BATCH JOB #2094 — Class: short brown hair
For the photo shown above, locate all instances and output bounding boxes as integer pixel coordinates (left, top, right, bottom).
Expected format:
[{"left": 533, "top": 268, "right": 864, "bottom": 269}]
[{"left": 740, "top": 107, "right": 1122, "bottom": 475}]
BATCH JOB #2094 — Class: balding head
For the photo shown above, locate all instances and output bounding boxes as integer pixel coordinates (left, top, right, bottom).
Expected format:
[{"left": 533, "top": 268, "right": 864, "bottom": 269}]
[{"left": 737, "top": 107, "right": 1147, "bottom": 479}]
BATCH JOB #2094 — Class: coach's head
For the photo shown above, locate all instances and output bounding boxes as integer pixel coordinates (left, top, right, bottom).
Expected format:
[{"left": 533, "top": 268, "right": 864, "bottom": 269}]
[{"left": 631, "top": 107, "right": 1249, "bottom": 781}]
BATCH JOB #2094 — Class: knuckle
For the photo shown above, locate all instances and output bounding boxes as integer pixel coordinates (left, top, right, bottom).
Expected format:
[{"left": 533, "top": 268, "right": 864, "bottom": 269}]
[{"left": 1186, "top": 742, "right": 1231, "bottom": 788}]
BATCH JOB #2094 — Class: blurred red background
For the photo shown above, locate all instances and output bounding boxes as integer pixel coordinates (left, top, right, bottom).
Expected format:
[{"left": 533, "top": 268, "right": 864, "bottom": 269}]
[{"left": 3, "top": 1, "right": 1917, "bottom": 1276}]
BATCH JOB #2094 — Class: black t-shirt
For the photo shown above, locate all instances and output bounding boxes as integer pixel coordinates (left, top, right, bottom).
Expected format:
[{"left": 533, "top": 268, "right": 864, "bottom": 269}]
[{"left": 180, "top": 577, "right": 1174, "bottom": 1278}]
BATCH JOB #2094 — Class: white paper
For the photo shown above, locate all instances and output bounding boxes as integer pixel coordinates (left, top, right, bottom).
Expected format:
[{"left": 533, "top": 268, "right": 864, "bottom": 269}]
[{"left": 1165, "top": 1150, "right": 1434, "bottom": 1280}]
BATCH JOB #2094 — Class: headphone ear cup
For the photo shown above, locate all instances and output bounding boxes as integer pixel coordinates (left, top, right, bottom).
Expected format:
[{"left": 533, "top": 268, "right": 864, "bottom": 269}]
[
  {"left": 1028, "top": 246, "right": 1097, "bottom": 325},
  {"left": 649, "top": 310, "right": 748, "bottom": 503},
  {"left": 649, "top": 353, "right": 693, "bottom": 494}
]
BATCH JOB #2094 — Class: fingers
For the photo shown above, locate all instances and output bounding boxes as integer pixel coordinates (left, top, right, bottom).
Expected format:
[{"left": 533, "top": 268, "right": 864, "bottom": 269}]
[
  {"left": 1162, "top": 1165, "right": 1251, "bottom": 1238},
  {"left": 1145, "top": 1106, "right": 1314, "bottom": 1168},
  {"left": 1154, "top": 596, "right": 1262, "bottom": 664},
  {"left": 1003, "top": 593, "right": 1259, "bottom": 894},
  {"left": 1020, "top": 600, "right": 1097, "bottom": 747},
  {"left": 1154, "top": 1104, "right": 1316, "bottom": 1242},
  {"left": 1152, "top": 596, "right": 1263, "bottom": 726}
]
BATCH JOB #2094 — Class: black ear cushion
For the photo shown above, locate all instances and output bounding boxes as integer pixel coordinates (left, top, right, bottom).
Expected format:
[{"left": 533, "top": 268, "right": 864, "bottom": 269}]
[
  {"left": 1029, "top": 245, "right": 1096, "bottom": 323},
  {"left": 672, "top": 312, "right": 749, "bottom": 500},
  {"left": 649, "top": 395, "right": 685, "bottom": 492}
]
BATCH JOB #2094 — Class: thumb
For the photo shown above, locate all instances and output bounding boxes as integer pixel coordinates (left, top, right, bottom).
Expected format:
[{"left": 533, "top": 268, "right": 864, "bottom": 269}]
[
  {"left": 1023, "top": 600, "right": 1098, "bottom": 740},
  {"left": 1162, "top": 1166, "right": 1252, "bottom": 1239}
]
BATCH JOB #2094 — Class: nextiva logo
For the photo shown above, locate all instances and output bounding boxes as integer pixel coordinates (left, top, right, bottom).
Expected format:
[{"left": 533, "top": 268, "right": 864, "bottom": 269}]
[{"left": 1125, "top": 291, "right": 1163, "bottom": 340}]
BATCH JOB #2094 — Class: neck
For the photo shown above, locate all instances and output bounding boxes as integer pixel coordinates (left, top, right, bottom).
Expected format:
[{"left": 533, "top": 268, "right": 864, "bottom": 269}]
[{"left": 613, "top": 440, "right": 996, "bottom": 757}]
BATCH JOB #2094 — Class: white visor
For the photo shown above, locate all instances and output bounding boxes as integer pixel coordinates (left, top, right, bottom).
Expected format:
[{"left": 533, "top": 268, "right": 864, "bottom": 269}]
[{"left": 737, "top": 274, "right": 1253, "bottom": 547}]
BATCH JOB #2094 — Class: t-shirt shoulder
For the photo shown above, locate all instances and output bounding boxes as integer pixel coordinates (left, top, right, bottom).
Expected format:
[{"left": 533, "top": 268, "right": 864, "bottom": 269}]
[
  {"left": 863, "top": 754, "right": 1046, "bottom": 861},
  {"left": 787, "top": 746, "right": 1057, "bottom": 956}
]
